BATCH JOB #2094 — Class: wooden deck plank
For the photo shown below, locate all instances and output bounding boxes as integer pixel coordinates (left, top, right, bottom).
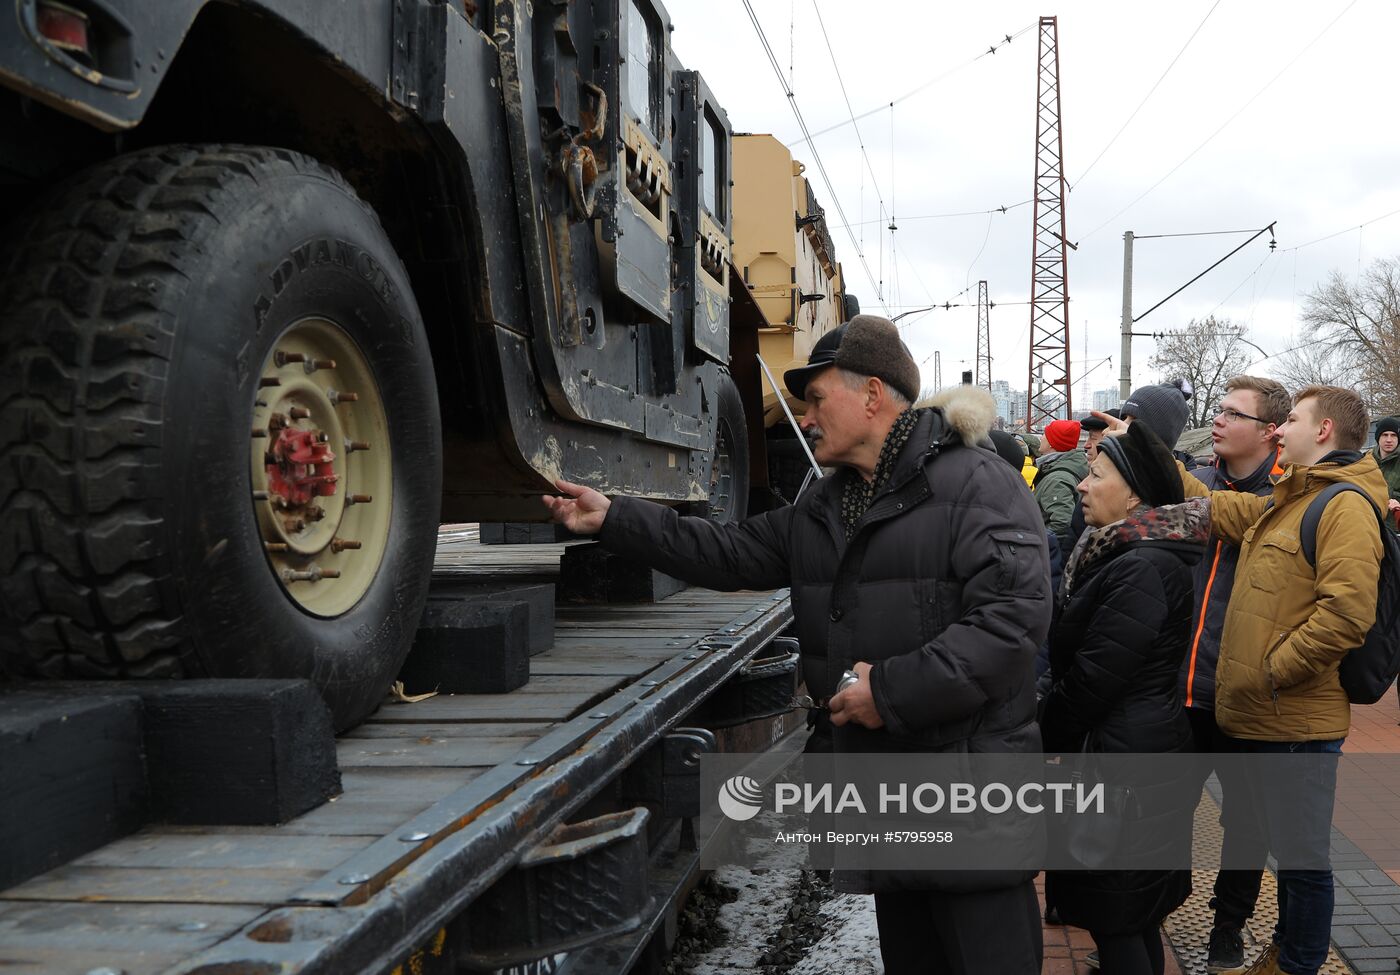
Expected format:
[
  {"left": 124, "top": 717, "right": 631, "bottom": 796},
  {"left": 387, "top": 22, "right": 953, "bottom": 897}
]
[
  {"left": 529, "top": 659, "right": 665, "bottom": 676},
  {"left": 362, "top": 691, "right": 608, "bottom": 722},
  {"left": 248, "top": 766, "right": 478, "bottom": 836},
  {"left": 0, "top": 527, "right": 787, "bottom": 963},
  {"left": 0, "top": 900, "right": 265, "bottom": 975},
  {"left": 3, "top": 864, "right": 323, "bottom": 905},
  {"left": 343, "top": 722, "right": 552, "bottom": 739},
  {"left": 335, "top": 735, "right": 536, "bottom": 768}
]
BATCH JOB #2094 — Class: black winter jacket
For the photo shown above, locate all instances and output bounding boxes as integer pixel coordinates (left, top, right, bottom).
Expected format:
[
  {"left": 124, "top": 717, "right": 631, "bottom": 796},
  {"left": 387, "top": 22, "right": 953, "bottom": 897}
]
[
  {"left": 1178, "top": 450, "right": 1278, "bottom": 712},
  {"left": 599, "top": 394, "right": 1053, "bottom": 892},
  {"left": 1040, "top": 505, "right": 1204, "bottom": 935}
]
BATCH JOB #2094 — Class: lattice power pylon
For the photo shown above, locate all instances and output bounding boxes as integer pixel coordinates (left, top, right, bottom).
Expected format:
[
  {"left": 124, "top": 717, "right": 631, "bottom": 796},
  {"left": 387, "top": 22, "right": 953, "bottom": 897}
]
[
  {"left": 975, "top": 280, "right": 992, "bottom": 391},
  {"left": 1025, "top": 15, "right": 1072, "bottom": 431}
]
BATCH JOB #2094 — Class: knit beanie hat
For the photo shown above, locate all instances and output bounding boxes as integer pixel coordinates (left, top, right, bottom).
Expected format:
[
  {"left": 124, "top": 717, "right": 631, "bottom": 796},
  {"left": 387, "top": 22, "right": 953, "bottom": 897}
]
[
  {"left": 1122, "top": 381, "right": 1191, "bottom": 449},
  {"left": 783, "top": 315, "right": 922, "bottom": 403},
  {"left": 989, "top": 430, "right": 1028, "bottom": 470},
  {"left": 1097, "top": 421, "right": 1184, "bottom": 509},
  {"left": 1043, "top": 419, "right": 1081, "bottom": 453},
  {"left": 1377, "top": 416, "right": 1400, "bottom": 438},
  {"left": 1018, "top": 433, "right": 1041, "bottom": 456}
]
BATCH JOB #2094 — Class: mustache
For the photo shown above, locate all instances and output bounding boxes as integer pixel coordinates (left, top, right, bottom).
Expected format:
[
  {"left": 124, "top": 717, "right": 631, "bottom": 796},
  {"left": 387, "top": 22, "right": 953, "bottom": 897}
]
[{"left": 804, "top": 427, "right": 824, "bottom": 443}]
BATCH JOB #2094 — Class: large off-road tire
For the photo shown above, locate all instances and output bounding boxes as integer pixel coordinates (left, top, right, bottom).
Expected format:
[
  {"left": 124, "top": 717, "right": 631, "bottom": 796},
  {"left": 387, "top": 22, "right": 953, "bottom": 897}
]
[
  {"left": 705, "top": 372, "right": 750, "bottom": 524},
  {"left": 0, "top": 145, "right": 441, "bottom": 730}
]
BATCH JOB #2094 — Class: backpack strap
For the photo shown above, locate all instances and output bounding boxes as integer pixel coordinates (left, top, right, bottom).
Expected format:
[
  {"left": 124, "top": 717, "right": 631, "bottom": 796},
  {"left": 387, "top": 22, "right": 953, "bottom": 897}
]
[{"left": 1300, "top": 482, "right": 1383, "bottom": 567}]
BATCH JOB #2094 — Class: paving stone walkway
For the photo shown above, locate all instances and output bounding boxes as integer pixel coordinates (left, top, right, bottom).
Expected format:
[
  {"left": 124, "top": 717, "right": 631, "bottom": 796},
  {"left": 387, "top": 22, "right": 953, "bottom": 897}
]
[{"left": 1040, "top": 695, "right": 1400, "bottom": 974}]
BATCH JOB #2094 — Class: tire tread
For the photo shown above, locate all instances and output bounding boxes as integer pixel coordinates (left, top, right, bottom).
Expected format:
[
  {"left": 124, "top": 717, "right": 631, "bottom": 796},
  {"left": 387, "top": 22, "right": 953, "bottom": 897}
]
[{"left": 0, "top": 145, "right": 355, "bottom": 678}]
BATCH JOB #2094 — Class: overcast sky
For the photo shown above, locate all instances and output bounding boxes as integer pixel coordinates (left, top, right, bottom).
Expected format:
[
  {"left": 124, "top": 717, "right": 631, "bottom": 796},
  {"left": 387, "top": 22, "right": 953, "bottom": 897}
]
[{"left": 665, "top": 0, "right": 1400, "bottom": 405}]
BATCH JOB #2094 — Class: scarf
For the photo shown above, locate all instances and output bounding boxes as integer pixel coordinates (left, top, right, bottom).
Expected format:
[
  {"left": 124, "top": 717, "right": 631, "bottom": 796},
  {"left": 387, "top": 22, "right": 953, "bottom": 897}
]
[
  {"left": 839, "top": 407, "right": 923, "bottom": 540},
  {"left": 1060, "top": 497, "right": 1210, "bottom": 597}
]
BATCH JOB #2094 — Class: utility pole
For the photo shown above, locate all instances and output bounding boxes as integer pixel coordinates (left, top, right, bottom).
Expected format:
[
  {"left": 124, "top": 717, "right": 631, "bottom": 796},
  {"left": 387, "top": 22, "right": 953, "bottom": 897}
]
[
  {"left": 1119, "top": 230, "right": 1134, "bottom": 401},
  {"left": 975, "top": 280, "right": 992, "bottom": 391},
  {"left": 1025, "top": 15, "right": 1072, "bottom": 431},
  {"left": 933, "top": 350, "right": 942, "bottom": 392}
]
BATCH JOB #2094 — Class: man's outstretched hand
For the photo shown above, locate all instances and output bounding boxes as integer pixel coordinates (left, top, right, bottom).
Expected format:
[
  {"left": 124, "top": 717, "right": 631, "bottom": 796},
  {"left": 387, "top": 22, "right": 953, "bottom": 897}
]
[
  {"left": 542, "top": 479, "right": 612, "bottom": 535},
  {"left": 1090, "top": 410, "right": 1131, "bottom": 436}
]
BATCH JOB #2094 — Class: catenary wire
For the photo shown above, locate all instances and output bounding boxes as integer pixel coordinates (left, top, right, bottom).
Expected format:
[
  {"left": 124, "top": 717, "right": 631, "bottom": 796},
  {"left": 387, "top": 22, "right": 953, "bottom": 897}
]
[
  {"left": 1079, "top": 1, "right": 1357, "bottom": 244},
  {"left": 742, "top": 0, "right": 889, "bottom": 312},
  {"left": 1070, "top": 1, "right": 1220, "bottom": 192}
]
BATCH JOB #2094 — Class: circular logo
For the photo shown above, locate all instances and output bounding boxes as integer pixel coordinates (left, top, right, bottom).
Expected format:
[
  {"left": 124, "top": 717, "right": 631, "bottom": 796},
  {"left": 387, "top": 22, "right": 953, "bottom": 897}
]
[{"left": 717, "top": 775, "right": 765, "bottom": 821}]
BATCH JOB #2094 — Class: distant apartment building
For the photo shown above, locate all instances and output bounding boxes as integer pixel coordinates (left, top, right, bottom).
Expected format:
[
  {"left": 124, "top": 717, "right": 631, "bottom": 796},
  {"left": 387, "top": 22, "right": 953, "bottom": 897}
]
[{"left": 1092, "top": 387, "right": 1120, "bottom": 412}]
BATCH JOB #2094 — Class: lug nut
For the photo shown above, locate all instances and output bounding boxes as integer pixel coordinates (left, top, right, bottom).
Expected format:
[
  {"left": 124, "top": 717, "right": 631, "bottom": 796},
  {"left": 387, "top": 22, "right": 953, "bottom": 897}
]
[
  {"left": 346, "top": 440, "right": 371, "bottom": 452},
  {"left": 274, "top": 350, "right": 306, "bottom": 366},
  {"left": 252, "top": 490, "right": 269, "bottom": 501},
  {"left": 265, "top": 542, "right": 289, "bottom": 553},
  {"left": 331, "top": 538, "right": 362, "bottom": 553},
  {"left": 282, "top": 517, "right": 306, "bottom": 533},
  {"left": 288, "top": 406, "right": 312, "bottom": 420},
  {"left": 305, "top": 358, "right": 336, "bottom": 372},
  {"left": 329, "top": 390, "right": 359, "bottom": 404},
  {"left": 282, "top": 567, "right": 341, "bottom": 583},
  {"left": 308, "top": 506, "right": 326, "bottom": 522},
  {"left": 259, "top": 376, "right": 281, "bottom": 388},
  {"left": 346, "top": 494, "right": 373, "bottom": 506},
  {"left": 251, "top": 428, "right": 268, "bottom": 439}
]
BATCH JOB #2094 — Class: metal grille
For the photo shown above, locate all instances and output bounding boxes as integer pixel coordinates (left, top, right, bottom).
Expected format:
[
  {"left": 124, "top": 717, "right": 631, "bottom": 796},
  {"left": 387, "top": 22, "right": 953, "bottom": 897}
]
[{"left": 1161, "top": 792, "right": 1356, "bottom": 974}]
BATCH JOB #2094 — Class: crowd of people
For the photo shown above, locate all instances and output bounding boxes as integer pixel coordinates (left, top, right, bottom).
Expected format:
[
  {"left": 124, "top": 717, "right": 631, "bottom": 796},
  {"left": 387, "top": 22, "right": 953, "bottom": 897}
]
[{"left": 541, "top": 314, "right": 1399, "bottom": 975}]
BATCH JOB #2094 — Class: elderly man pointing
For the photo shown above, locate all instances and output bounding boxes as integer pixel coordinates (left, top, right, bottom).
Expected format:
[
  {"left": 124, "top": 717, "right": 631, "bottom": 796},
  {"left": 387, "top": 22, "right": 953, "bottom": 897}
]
[{"left": 543, "top": 315, "right": 1052, "bottom": 974}]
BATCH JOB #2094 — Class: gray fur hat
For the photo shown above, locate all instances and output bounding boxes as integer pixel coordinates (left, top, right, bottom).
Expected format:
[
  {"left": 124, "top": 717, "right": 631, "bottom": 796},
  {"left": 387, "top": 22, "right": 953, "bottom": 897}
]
[{"left": 783, "top": 314, "right": 922, "bottom": 403}]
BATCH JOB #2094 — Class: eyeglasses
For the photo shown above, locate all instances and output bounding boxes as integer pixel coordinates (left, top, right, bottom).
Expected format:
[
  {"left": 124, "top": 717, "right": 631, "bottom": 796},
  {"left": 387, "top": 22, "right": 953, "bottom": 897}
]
[{"left": 1214, "top": 405, "right": 1267, "bottom": 425}]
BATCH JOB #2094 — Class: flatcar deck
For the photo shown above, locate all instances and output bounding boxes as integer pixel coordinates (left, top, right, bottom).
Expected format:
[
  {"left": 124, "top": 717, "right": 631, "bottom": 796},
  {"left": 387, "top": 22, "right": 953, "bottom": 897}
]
[{"left": 0, "top": 527, "right": 794, "bottom": 975}]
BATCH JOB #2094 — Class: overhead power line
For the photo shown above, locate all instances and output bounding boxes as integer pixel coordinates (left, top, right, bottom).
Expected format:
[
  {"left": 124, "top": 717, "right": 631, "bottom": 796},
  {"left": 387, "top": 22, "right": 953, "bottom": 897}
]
[
  {"left": 1070, "top": 1, "right": 1220, "bottom": 192},
  {"left": 1134, "top": 228, "right": 1262, "bottom": 240},
  {"left": 792, "top": 22, "right": 1036, "bottom": 145},
  {"left": 835, "top": 199, "right": 1031, "bottom": 231},
  {"left": 1079, "top": 1, "right": 1358, "bottom": 244},
  {"left": 809, "top": 0, "right": 897, "bottom": 302},
  {"left": 1279, "top": 204, "right": 1400, "bottom": 253},
  {"left": 741, "top": 0, "right": 889, "bottom": 312},
  {"left": 1134, "top": 222, "right": 1276, "bottom": 323}
]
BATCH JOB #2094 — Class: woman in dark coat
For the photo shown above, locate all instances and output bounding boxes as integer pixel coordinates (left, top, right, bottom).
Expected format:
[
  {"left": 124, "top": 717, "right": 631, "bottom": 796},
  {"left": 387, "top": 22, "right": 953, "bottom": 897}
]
[{"left": 1041, "top": 421, "right": 1208, "bottom": 975}]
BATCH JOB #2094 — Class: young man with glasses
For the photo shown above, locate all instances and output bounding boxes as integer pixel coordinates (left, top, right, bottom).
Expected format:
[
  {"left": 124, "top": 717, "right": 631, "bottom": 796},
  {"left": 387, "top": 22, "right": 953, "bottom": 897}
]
[
  {"left": 1182, "top": 376, "right": 1290, "bottom": 972},
  {"left": 1101, "top": 385, "right": 1386, "bottom": 975}
]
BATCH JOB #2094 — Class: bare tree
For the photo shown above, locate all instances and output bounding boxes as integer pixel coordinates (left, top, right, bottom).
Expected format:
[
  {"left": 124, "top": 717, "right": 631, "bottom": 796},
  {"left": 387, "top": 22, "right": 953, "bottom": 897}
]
[
  {"left": 1300, "top": 260, "right": 1400, "bottom": 415},
  {"left": 1268, "top": 333, "right": 1361, "bottom": 393},
  {"left": 1147, "top": 316, "right": 1251, "bottom": 428}
]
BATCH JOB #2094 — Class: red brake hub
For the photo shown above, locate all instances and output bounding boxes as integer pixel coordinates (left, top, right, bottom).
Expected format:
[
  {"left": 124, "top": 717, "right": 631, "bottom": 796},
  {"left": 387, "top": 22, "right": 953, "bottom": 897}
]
[{"left": 267, "top": 428, "right": 338, "bottom": 506}]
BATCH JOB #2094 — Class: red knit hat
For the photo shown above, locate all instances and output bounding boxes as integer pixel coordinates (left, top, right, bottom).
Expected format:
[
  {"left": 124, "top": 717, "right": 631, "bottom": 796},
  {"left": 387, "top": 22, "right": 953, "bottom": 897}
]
[{"left": 1043, "top": 419, "right": 1082, "bottom": 453}]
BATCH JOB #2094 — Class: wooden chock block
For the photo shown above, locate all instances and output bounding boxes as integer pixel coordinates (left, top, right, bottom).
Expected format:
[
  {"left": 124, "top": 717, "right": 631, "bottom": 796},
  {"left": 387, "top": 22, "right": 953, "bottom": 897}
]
[
  {"left": 425, "top": 581, "right": 555, "bottom": 654},
  {"left": 134, "top": 679, "right": 342, "bottom": 826},
  {"left": 0, "top": 691, "right": 147, "bottom": 890},
  {"left": 559, "top": 543, "right": 688, "bottom": 603},
  {"left": 403, "top": 599, "right": 531, "bottom": 694}
]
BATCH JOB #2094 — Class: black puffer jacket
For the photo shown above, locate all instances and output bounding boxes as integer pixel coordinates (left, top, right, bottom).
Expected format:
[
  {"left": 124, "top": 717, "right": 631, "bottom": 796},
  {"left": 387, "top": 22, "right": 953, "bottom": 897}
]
[
  {"left": 600, "top": 389, "right": 1053, "bottom": 892},
  {"left": 1041, "top": 502, "right": 1206, "bottom": 936}
]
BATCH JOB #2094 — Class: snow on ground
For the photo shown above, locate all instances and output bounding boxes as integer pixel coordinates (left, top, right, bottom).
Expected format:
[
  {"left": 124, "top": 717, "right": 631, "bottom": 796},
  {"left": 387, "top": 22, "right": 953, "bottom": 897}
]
[{"left": 679, "top": 851, "right": 882, "bottom": 975}]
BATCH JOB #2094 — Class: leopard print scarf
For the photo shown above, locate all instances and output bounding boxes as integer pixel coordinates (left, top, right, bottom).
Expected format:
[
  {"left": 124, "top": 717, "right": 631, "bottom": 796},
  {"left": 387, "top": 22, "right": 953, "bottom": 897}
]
[{"left": 1060, "top": 497, "right": 1211, "bottom": 597}]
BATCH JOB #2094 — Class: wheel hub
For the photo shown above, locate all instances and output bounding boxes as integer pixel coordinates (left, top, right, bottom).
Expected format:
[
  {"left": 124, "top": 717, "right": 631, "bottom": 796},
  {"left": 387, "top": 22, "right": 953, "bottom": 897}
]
[
  {"left": 249, "top": 318, "right": 392, "bottom": 616},
  {"left": 267, "top": 426, "right": 339, "bottom": 506}
]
